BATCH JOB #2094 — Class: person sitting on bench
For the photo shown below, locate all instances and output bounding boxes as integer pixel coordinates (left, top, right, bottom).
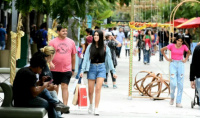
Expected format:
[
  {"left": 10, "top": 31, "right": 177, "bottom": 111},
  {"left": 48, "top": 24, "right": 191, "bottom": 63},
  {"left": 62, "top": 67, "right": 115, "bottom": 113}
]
[{"left": 13, "top": 52, "right": 68, "bottom": 118}]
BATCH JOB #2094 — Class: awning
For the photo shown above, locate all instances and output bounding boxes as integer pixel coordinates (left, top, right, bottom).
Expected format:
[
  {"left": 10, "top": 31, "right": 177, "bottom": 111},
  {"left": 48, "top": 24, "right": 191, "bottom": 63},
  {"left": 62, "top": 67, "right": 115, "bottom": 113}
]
[{"left": 177, "top": 17, "right": 200, "bottom": 29}]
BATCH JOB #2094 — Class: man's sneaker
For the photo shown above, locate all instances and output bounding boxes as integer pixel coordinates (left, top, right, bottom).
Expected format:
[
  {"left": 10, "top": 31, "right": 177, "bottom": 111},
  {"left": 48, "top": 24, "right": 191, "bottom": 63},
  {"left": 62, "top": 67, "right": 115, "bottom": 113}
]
[
  {"left": 94, "top": 108, "right": 99, "bottom": 116},
  {"left": 63, "top": 110, "right": 70, "bottom": 114},
  {"left": 113, "top": 85, "right": 117, "bottom": 89},
  {"left": 55, "top": 104, "right": 70, "bottom": 113},
  {"left": 169, "top": 99, "right": 174, "bottom": 105},
  {"left": 103, "top": 84, "right": 109, "bottom": 88},
  {"left": 88, "top": 104, "right": 93, "bottom": 114},
  {"left": 176, "top": 103, "right": 183, "bottom": 108}
]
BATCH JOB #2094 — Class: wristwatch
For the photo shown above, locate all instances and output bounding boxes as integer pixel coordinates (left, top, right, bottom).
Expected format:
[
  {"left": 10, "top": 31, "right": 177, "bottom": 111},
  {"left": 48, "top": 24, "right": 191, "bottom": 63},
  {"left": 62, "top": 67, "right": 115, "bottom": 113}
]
[{"left": 72, "top": 69, "right": 75, "bottom": 72}]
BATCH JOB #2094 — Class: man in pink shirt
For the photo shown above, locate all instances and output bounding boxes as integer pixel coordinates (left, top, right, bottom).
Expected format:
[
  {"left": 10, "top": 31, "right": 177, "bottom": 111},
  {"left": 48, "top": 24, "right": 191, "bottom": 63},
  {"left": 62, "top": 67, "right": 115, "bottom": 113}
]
[{"left": 49, "top": 25, "right": 76, "bottom": 113}]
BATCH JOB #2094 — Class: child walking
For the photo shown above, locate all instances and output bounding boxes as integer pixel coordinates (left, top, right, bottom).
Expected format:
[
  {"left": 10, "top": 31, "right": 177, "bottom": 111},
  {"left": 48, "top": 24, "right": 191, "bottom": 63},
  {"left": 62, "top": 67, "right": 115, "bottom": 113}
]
[{"left": 125, "top": 38, "right": 130, "bottom": 57}]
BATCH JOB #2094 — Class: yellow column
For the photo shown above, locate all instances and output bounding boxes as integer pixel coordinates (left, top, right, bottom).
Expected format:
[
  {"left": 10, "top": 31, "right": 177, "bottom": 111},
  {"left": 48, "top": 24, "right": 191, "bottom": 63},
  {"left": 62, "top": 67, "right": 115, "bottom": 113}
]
[
  {"left": 10, "top": 13, "right": 24, "bottom": 84},
  {"left": 128, "top": 0, "right": 135, "bottom": 100}
]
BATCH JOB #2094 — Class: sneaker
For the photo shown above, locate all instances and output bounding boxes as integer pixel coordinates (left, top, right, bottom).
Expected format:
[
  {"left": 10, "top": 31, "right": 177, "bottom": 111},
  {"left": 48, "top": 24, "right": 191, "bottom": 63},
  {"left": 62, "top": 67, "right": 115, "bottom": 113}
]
[
  {"left": 94, "top": 108, "right": 99, "bottom": 116},
  {"left": 103, "top": 84, "right": 109, "bottom": 88},
  {"left": 88, "top": 104, "right": 93, "bottom": 114},
  {"left": 113, "top": 85, "right": 117, "bottom": 89},
  {"left": 55, "top": 104, "right": 70, "bottom": 113},
  {"left": 176, "top": 103, "right": 183, "bottom": 108},
  {"left": 63, "top": 110, "right": 70, "bottom": 114},
  {"left": 169, "top": 99, "right": 174, "bottom": 105}
]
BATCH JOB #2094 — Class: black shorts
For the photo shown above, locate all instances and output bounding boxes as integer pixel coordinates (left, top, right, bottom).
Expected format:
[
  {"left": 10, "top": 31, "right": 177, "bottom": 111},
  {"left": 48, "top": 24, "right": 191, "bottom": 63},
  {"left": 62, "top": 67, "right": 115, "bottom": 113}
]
[{"left": 51, "top": 71, "right": 72, "bottom": 85}]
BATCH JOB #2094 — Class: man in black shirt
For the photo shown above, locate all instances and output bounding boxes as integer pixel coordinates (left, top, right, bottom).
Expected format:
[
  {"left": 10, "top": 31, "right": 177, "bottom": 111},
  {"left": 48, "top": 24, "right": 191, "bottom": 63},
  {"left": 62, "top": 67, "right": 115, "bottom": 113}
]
[
  {"left": 170, "top": 28, "right": 178, "bottom": 43},
  {"left": 158, "top": 28, "right": 169, "bottom": 61},
  {"left": 190, "top": 44, "right": 200, "bottom": 102},
  {"left": 184, "top": 29, "right": 192, "bottom": 59},
  {"left": 136, "top": 29, "right": 145, "bottom": 61},
  {"left": 13, "top": 52, "right": 68, "bottom": 118}
]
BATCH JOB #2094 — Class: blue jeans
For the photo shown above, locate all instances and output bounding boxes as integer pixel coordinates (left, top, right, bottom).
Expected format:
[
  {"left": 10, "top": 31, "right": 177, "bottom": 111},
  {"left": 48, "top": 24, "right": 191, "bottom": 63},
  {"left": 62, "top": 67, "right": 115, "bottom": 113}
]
[
  {"left": 159, "top": 43, "right": 164, "bottom": 60},
  {"left": 143, "top": 49, "right": 150, "bottom": 63},
  {"left": 49, "top": 91, "right": 61, "bottom": 117},
  {"left": 170, "top": 60, "right": 184, "bottom": 104},
  {"left": 27, "top": 89, "right": 58, "bottom": 118},
  {"left": 75, "top": 58, "right": 83, "bottom": 79},
  {"left": 195, "top": 78, "right": 200, "bottom": 103},
  {"left": 0, "top": 41, "right": 5, "bottom": 50},
  {"left": 116, "top": 46, "right": 122, "bottom": 57},
  {"left": 87, "top": 63, "right": 106, "bottom": 80}
]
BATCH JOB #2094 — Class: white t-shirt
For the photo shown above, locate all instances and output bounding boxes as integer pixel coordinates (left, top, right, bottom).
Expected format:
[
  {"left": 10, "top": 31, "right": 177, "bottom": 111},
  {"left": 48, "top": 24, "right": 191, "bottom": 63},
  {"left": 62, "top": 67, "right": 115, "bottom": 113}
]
[
  {"left": 125, "top": 40, "right": 130, "bottom": 49},
  {"left": 112, "top": 30, "right": 118, "bottom": 36}
]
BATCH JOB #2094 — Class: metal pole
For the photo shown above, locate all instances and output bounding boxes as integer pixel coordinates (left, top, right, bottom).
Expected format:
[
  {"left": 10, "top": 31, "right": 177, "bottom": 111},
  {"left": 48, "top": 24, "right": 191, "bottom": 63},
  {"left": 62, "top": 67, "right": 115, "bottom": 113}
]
[
  {"left": 10, "top": 0, "right": 18, "bottom": 84},
  {"left": 11, "top": 0, "right": 17, "bottom": 32},
  {"left": 128, "top": 0, "right": 134, "bottom": 100},
  {"left": 151, "top": 0, "right": 152, "bottom": 22},
  {"left": 170, "top": 0, "right": 172, "bottom": 13},
  {"left": 145, "top": 0, "right": 146, "bottom": 22}
]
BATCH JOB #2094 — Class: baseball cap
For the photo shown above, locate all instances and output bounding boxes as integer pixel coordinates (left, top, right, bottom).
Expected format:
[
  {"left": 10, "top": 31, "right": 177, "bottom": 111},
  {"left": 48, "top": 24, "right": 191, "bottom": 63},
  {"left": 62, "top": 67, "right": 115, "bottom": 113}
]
[{"left": 105, "top": 32, "right": 112, "bottom": 37}]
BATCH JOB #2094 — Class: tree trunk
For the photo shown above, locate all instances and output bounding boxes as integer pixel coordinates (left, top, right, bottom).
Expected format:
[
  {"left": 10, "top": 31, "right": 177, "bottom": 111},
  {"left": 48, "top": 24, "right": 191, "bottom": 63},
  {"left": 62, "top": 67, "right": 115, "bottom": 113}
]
[
  {"left": 36, "top": 11, "right": 44, "bottom": 30},
  {"left": 6, "top": 13, "right": 12, "bottom": 50},
  {"left": 46, "top": 14, "right": 49, "bottom": 29},
  {"left": 25, "top": 13, "right": 30, "bottom": 38}
]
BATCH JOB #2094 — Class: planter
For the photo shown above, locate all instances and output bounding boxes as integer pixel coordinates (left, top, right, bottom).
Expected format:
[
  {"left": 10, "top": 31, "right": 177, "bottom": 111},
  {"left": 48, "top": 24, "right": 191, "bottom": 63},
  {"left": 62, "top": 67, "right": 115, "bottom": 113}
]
[{"left": 0, "top": 50, "right": 11, "bottom": 68}]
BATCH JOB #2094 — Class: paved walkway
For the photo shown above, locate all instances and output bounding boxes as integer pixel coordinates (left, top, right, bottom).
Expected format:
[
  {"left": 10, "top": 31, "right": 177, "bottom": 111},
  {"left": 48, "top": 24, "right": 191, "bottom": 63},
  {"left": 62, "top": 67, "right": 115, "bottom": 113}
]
[
  {"left": 0, "top": 45, "right": 199, "bottom": 118},
  {"left": 60, "top": 46, "right": 199, "bottom": 118}
]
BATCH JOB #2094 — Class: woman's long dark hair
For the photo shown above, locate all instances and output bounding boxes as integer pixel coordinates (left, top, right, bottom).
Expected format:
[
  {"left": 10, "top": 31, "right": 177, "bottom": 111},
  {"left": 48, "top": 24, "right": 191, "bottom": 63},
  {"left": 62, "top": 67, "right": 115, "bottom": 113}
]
[
  {"left": 174, "top": 35, "right": 186, "bottom": 45},
  {"left": 145, "top": 29, "right": 151, "bottom": 36},
  {"left": 90, "top": 30, "right": 105, "bottom": 60}
]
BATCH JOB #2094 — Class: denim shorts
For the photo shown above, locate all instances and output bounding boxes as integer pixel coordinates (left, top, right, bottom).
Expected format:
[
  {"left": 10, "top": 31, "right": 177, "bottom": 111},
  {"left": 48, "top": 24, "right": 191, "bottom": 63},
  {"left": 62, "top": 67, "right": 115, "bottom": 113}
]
[{"left": 87, "top": 63, "right": 106, "bottom": 80}]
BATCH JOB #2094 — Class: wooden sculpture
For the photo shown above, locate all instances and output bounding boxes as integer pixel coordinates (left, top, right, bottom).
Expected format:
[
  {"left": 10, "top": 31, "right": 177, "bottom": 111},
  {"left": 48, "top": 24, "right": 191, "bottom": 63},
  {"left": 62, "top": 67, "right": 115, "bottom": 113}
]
[{"left": 134, "top": 71, "right": 170, "bottom": 99}]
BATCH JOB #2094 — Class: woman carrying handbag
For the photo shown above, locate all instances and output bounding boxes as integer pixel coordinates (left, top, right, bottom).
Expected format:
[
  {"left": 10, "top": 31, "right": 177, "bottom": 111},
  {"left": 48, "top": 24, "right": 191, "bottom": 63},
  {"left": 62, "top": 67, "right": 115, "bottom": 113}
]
[{"left": 80, "top": 30, "right": 117, "bottom": 116}]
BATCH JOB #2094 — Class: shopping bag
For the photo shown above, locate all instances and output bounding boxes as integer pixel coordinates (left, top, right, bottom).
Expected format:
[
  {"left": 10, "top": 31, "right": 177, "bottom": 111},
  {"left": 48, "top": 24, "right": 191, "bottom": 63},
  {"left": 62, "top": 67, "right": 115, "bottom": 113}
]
[
  {"left": 78, "top": 78, "right": 88, "bottom": 109},
  {"left": 133, "top": 48, "right": 138, "bottom": 56},
  {"left": 72, "top": 84, "right": 79, "bottom": 105},
  {"left": 70, "top": 79, "right": 78, "bottom": 94}
]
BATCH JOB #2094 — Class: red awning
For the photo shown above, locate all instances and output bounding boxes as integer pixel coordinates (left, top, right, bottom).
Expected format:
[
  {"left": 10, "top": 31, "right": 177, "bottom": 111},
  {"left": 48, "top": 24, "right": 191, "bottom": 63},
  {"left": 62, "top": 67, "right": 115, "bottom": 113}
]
[
  {"left": 177, "top": 17, "right": 200, "bottom": 29},
  {"left": 168, "top": 18, "right": 188, "bottom": 27}
]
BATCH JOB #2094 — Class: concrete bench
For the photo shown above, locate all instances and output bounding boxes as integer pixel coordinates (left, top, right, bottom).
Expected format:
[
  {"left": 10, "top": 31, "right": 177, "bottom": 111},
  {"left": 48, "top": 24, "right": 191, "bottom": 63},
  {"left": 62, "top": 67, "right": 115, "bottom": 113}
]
[{"left": 0, "top": 82, "right": 47, "bottom": 118}]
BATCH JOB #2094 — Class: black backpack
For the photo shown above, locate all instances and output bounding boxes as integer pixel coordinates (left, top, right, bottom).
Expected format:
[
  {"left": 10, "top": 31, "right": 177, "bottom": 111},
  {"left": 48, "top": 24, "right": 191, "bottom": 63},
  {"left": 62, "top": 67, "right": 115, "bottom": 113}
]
[{"left": 35, "top": 30, "right": 45, "bottom": 44}]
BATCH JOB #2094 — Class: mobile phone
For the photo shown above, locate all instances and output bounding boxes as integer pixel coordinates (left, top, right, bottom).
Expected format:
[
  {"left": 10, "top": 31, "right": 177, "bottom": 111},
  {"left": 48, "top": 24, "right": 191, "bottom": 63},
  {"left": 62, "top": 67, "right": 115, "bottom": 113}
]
[
  {"left": 46, "top": 76, "right": 51, "bottom": 81},
  {"left": 49, "top": 79, "right": 53, "bottom": 84}
]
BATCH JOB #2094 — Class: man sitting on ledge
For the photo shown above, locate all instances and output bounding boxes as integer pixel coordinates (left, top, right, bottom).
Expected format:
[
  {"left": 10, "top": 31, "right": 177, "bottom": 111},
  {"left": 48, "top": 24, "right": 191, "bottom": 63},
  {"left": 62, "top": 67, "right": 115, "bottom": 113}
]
[{"left": 13, "top": 52, "right": 68, "bottom": 118}]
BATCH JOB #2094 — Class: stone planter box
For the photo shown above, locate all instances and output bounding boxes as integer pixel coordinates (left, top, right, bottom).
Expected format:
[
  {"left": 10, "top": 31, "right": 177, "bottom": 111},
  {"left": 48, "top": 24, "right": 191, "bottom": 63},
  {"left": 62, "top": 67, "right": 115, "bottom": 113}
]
[{"left": 0, "top": 50, "right": 11, "bottom": 68}]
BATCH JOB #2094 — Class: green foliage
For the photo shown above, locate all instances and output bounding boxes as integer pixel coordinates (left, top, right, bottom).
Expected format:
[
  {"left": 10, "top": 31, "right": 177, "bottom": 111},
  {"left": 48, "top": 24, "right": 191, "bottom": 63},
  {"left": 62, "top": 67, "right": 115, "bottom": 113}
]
[
  {"left": 15, "top": 0, "right": 34, "bottom": 13},
  {"left": 101, "top": 23, "right": 117, "bottom": 28},
  {"left": 119, "top": 0, "right": 131, "bottom": 6},
  {"left": 1, "top": 0, "right": 12, "bottom": 10},
  {"left": 51, "top": 0, "right": 90, "bottom": 23}
]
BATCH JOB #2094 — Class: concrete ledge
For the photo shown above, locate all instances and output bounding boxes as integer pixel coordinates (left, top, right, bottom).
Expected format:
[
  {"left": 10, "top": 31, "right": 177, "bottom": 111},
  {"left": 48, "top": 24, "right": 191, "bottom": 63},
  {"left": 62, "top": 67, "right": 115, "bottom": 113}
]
[
  {"left": 0, "top": 68, "right": 20, "bottom": 74},
  {"left": 0, "top": 107, "right": 46, "bottom": 118}
]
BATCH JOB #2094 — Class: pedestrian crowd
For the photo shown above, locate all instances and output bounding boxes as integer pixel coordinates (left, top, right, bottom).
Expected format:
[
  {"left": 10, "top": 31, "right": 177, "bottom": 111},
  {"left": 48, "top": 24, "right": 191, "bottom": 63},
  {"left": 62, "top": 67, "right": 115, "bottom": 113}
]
[{"left": 2, "top": 23, "right": 200, "bottom": 118}]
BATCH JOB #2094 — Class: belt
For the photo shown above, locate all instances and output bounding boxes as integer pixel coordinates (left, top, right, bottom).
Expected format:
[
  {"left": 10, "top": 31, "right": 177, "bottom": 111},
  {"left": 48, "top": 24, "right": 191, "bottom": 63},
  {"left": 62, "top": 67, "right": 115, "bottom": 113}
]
[{"left": 91, "top": 63, "right": 104, "bottom": 65}]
